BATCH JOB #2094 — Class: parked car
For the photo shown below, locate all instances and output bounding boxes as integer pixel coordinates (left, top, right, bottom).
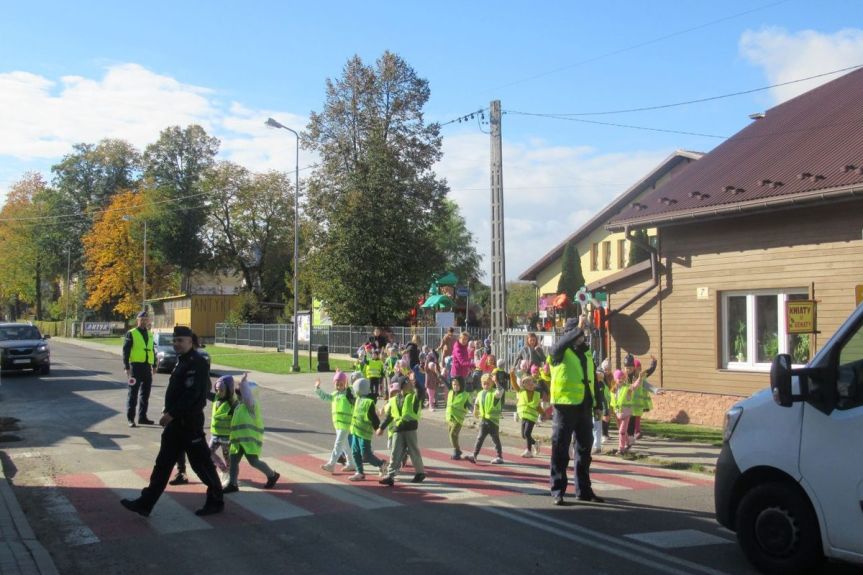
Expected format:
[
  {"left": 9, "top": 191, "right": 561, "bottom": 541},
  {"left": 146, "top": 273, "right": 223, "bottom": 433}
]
[
  {"left": 0, "top": 323, "right": 51, "bottom": 375},
  {"left": 154, "top": 331, "right": 211, "bottom": 373}
]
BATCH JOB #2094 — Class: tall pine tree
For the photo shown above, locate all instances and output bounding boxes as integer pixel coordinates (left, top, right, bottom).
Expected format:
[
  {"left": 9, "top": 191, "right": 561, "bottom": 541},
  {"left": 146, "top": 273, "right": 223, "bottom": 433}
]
[
  {"left": 557, "top": 239, "right": 585, "bottom": 301},
  {"left": 626, "top": 229, "right": 652, "bottom": 267}
]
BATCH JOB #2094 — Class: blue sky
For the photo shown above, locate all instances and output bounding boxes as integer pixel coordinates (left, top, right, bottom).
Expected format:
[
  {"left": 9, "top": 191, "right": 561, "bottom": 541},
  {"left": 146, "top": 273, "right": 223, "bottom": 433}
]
[{"left": 2, "top": 0, "right": 862, "bottom": 279}]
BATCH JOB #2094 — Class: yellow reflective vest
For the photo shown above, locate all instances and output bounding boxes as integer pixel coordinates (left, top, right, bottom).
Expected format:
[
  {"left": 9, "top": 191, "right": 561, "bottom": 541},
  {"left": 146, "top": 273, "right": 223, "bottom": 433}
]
[
  {"left": 210, "top": 398, "right": 236, "bottom": 437},
  {"left": 476, "top": 389, "right": 502, "bottom": 425},
  {"left": 446, "top": 390, "right": 470, "bottom": 425},
  {"left": 364, "top": 359, "right": 384, "bottom": 379},
  {"left": 230, "top": 393, "right": 264, "bottom": 456},
  {"left": 128, "top": 329, "right": 154, "bottom": 364},
  {"left": 549, "top": 349, "right": 593, "bottom": 406},
  {"left": 516, "top": 389, "right": 541, "bottom": 423},
  {"left": 350, "top": 397, "right": 376, "bottom": 440},
  {"left": 388, "top": 392, "right": 421, "bottom": 429}
]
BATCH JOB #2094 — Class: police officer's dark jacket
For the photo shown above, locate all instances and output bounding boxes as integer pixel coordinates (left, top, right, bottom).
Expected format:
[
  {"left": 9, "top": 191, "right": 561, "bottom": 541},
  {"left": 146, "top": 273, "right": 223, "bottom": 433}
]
[{"left": 164, "top": 348, "right": 210, "bottom": 420}]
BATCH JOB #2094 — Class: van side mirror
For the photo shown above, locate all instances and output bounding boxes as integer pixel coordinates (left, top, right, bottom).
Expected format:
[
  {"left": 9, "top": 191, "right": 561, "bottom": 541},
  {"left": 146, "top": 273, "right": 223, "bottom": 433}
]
[
  {"left": 770, "top": 354, "right": 793, "bottom": 407},
  {"left": 43, "top": 334, "right": 51, "bottom": 340}
]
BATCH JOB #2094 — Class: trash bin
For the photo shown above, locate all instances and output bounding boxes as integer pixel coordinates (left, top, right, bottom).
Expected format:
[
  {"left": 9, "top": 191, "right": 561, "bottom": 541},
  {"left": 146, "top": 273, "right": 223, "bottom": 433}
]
[{"left": 317, "top": 345, "right": 330, "bottom": 372}]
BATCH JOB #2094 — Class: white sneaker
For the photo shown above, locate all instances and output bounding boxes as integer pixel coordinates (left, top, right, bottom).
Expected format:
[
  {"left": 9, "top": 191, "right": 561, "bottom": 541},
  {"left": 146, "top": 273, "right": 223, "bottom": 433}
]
[
  {"left": 341, "top": 464, "right": 356, "bottom": 473},
  {"left": 533, "top": 445, "right": 541, "bottom": 456},
  {"left": 320, "top": 463, "right": 335, "bottom": 473},
  {"left": 512, "top": 413, "right": 519, "bottom": 422},
  {"left": 378, "top": 463, "right": 388, "bottom": 477},
  {"left": 490, "top": 457, "right": 504, "bottom": 464},
  {"left": 521, "top": 449, "right": 533, "bottom": 458},
  {"left": 348, "top": 473, "right": 366, "bottom": 481}
]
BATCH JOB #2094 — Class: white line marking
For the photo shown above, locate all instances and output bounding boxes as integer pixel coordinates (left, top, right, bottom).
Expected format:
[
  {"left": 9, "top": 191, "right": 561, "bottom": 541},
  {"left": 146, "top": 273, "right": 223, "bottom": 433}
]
[
  {"left": 267, "top": 459, "right": 400, "bottom": 510},
  {"left": 33, "top": 477, "right": 100, "bottom": 547},
  {"left": 227, "top": 487, "right": 312, "bottom": 521},
  {"left": 97, "top": 469, "right": 212, "bottom": 535},
  {"left": 476, "top": 501, "right": 729, "bottom": 575},
  {"left": 624, "top": 529, "right": 734, "bottom": 549}
]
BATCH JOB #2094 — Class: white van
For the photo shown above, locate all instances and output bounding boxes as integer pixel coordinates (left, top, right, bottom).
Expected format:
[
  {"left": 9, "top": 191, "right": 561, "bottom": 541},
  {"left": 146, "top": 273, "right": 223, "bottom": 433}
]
[{"left": 715, "top": 304, "right": 863, "bottom": 574}]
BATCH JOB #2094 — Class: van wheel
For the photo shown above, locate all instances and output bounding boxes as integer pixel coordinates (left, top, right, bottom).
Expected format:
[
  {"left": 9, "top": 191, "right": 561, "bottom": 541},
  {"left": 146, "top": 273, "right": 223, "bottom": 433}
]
[{"left": 735, "top": 482, "right": 823, "bottom": 575}]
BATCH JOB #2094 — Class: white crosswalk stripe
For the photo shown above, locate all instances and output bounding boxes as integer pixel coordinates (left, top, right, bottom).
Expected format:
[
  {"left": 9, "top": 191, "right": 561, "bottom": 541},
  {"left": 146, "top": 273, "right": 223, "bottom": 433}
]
[{"left": 96, "top": 469, "right": 212, "bottom": 535}]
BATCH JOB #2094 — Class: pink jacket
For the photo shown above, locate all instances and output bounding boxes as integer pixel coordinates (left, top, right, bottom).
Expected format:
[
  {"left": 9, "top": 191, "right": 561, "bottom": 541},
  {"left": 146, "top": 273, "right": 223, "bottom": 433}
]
[{"left": 450, "top": 340, "right": 472, "bottom": 379}]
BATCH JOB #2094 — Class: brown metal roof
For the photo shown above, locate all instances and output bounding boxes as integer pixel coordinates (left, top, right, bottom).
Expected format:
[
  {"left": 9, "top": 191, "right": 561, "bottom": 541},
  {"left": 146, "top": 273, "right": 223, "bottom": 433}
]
[
  {"left": 609, "top": 68, "right": 863, "bottom": 230},
  {"left": 518, "top": 150, "right": 702, "bottom": 280}
]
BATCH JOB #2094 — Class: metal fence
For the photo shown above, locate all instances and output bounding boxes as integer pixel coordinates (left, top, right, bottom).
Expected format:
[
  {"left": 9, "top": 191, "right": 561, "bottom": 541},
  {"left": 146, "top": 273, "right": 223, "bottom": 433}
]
[
  {"left": 495, "top": 330, "right": 557, "bottom": 369},
  {"left": 216, "top": 323, "right": 493, "bottom": 356}
]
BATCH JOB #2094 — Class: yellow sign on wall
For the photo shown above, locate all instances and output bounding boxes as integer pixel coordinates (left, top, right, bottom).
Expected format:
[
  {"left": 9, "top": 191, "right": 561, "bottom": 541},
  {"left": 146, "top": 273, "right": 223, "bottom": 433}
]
[
  {"left": 786, "top": 300, "right": 816, "bottom": 334},
  {"left": 856, "top": 285, "right": 863, "bottom": 307}
]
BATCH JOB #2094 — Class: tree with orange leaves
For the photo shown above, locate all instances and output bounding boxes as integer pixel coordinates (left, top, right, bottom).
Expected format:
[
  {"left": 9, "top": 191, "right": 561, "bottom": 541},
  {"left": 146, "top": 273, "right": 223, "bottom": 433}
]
[{"left": 82, "top": 189, "right": 173, "bottom": 317}]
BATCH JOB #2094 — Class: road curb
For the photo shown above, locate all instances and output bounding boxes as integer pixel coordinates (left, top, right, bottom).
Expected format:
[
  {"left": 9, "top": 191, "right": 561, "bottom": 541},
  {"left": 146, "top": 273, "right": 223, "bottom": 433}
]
[{"left": 0, "top": 456, "right": 59, "bottom": 575}]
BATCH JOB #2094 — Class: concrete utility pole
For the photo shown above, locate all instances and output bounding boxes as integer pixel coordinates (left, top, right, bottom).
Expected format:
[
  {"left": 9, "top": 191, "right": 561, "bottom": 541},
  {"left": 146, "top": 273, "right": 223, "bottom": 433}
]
[{"left": 489, "top": 100, "right": 507, "bottom": 340}]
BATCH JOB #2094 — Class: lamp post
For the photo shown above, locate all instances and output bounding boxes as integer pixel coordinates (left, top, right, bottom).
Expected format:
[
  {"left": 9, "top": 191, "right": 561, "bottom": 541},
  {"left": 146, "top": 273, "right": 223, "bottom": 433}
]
[
  {"left": 122, "top": 215, "right": 148, "bottom": 311},
  {"left": 266, "top": 117, "right": 301, "bottom": 372},
  {"left": 65, "top": 246, "right": 71, "bottom": 337}
]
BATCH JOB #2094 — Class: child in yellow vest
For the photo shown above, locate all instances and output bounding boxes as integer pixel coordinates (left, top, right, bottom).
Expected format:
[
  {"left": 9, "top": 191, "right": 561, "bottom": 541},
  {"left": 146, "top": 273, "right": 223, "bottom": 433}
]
[
  {"left": 364, "top": 349, "right": 385, "bottom": 400},
  {"left": 464, "top": 373, "right": 505, "bottom": 464},
  {"left": 445, "top": 377, "right": 472, "bottom": 459},
  {"left": 611, "top": 369, "right": 634, "bottom": 454},
  {"left": 315, "top": 370, "right": 357, "bottom": 473},
  {"left": 510, "top": 370, "right": 542, "bottom": 457},
  {"left": 224, "top": 375, "right": 279, "bottom": 493},
  {"left": 208, "top": 375, "right": 238, "bottom": 481},
  {"left": 377, "top": 375, "right": 426, "bottom": 485},
  {"left": 348, "top": 377, "right": 386, "bottom": 481}
]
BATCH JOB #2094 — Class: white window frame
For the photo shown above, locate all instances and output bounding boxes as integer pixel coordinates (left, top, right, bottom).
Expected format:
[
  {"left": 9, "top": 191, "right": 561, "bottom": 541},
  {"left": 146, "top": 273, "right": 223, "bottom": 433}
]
[{"left": 721, "top": 289, "right": 809, "bottom": 371}]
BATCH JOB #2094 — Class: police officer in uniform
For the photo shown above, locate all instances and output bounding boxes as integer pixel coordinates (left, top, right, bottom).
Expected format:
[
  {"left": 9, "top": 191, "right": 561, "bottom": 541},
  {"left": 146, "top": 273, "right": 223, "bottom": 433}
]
[
  {"left": 120, "top": 326, "right": 224, "bottom": 517},
  {"left": 548, "top": 318, "right": 604, "bottom": 505},
  {"left": 123, "top": 310, "right": 156, "bottom": 427}
]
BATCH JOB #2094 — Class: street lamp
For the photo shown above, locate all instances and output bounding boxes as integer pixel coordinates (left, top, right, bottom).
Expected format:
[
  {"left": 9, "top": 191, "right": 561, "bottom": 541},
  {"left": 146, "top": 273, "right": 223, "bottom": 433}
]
[
  {"left": 266, "top": 117, "right": 301, "bottom": 372},
  {"left": 122, "top": 215, "right": 148, "bottom": 311}
]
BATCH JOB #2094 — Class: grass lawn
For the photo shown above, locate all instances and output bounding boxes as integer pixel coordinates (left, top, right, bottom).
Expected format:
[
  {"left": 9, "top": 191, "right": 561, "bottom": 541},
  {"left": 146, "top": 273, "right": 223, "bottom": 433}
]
[
  {"left": 639, "top": 420, "right": 723, "bottom": 445},
  {"left": 79, "top": 337, "right": 354, "bottom": 374}
]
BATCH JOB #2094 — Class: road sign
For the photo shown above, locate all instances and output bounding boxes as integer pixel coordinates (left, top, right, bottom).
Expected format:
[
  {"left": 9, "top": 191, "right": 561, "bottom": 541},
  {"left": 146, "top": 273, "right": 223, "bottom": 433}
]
[{"left": 456, "top": 286, "right": 469, "bottom": 298}]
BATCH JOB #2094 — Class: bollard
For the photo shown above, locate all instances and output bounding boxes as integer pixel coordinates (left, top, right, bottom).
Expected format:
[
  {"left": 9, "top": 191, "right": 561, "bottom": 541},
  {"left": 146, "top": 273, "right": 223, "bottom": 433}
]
[{"left": 317, "top": 345, "right": 330, "bottom": 372}]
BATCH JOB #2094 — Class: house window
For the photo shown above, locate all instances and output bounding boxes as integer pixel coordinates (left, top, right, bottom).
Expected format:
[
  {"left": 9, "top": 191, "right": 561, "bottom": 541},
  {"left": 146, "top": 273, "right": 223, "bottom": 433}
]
[
  {"left": 722, "top": 290, "right": 810, "bottom": 370},
  {"left": 617, "top": 239, "right": 626, "bottom": 269},
  {"left": 602, "top": 241, "right": 611, "bottom": 270},
  {"left": 590, "top": 243, "right": 598, "bottom": 271}
]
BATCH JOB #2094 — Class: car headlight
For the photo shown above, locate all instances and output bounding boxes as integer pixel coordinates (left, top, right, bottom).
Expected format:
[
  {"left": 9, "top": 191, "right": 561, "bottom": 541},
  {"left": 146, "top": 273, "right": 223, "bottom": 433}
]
[
  {"left": 37, "top": 344, "right": 48, "bottom": 352},
  {"left": 723, "top": 406, "right": 743, "bottom": 442}
]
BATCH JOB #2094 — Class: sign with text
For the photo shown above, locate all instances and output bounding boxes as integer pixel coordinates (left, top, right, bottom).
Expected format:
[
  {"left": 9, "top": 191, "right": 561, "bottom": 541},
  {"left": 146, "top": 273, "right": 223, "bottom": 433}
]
[
  {"left": 296, "top": 313, "right": 311, "bottom": 343},
  {"left": 83, "top": 321, "right": 124, "bottom": 336},
  {"left": 786, "top": 300, "right": 817, "bottom": 334},
  {"left": 456, "top": 286, "right": 470, "bottom": 298}
]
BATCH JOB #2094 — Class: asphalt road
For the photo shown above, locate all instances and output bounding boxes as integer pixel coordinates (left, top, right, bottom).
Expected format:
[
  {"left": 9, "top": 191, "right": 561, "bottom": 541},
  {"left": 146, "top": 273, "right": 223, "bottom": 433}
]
[{"left": 0, "top": 341, "right": 845, "bottom": 575}]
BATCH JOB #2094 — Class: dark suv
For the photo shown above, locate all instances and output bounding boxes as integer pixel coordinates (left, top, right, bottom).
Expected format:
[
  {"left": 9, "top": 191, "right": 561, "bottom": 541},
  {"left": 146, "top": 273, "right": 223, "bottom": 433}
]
[
  {"left": 154, "top": 331, "right": 210, "bottom": 373},
  {"left": 0, "top": 323, "right": 51, "bottom": 375}
]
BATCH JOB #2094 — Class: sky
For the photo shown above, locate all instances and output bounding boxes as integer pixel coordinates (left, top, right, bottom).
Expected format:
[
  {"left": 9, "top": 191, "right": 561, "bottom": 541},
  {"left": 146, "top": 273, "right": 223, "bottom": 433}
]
[{"left": 2, "top": 0, "right": 863, "bottom": 281}]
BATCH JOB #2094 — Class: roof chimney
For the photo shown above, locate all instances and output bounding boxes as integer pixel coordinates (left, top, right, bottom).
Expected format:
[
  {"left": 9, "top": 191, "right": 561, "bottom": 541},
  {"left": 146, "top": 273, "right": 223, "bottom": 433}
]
[{"left": 749, "top": 112, "right": 766, "bottom": 120}]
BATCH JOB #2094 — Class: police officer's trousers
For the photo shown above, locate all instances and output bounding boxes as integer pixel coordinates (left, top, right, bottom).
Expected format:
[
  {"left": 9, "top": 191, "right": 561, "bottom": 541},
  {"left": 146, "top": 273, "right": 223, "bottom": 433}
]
[
  {"left": 549, "top": 401, "right": 594, "bottom": 498},
  {"left": 127, "top": 363, "right": 153, "bottom": 422},
  {"left": 137, "top": 416, "right": 223, "bottom": 511}
]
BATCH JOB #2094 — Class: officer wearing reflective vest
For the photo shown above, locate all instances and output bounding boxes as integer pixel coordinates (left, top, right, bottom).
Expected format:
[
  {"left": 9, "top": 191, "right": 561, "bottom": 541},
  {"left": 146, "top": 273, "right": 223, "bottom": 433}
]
[
  {"left": 120, "top": 325, "right": 224, "bottom": 517},
  {"left": 548, "top": 319, "right": 604, "bottom": 505},
  {"left": 122, "top": 310, "right": 156, "bottom": 427}
]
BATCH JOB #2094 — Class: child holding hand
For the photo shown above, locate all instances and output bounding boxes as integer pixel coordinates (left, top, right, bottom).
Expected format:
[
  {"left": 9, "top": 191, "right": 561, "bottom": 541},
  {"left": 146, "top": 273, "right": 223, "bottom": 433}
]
[{"left": 445, "top": 377, "right": 472, "bottom": 459}]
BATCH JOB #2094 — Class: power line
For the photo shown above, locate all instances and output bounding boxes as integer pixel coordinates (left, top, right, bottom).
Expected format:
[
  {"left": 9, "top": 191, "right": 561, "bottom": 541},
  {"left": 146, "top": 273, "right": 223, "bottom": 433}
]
[
  {"left": 538, "top": 64, "right": 863, "bottom": 116},
  {"left": 489, "top": 0, "right": 793, "bottom": 92},
  {"left": 504, "top": 110, "right": 726, "bottom": 139},
  {"left": 439, "top": 108, "right": 489, "bottom": 128}
]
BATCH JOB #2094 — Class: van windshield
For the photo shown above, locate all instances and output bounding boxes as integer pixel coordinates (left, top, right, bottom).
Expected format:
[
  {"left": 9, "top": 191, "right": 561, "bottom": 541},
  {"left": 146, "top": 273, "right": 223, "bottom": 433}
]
[{"left": 0, "top": 326, "right": 42, "bottom": 341}]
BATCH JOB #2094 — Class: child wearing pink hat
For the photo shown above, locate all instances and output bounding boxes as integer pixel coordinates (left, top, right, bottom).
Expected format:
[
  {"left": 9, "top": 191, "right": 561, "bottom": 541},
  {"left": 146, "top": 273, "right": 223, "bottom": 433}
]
[{"left": 315, "top": 370, "right": 357, "bottom": 473}]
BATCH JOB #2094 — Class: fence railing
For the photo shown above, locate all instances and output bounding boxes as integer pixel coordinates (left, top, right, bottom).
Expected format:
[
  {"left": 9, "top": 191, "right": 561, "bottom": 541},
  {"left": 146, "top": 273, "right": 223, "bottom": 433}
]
[
  {"left": 216, "top": 323, "right": 493, "bottom": 356},
  {"left": 495, "top": 330, "right": 557, "bottom": 369}
]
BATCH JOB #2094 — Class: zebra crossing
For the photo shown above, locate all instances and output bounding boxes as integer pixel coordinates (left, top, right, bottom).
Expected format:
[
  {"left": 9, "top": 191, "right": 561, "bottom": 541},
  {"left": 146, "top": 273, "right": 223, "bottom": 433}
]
[{"left": 33, "top": 447, "right": 713, "bottom": 546}]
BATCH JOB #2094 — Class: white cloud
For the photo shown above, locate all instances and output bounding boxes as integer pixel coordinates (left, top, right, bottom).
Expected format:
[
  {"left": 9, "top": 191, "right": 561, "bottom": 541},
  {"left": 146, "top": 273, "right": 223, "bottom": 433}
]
[
  {"left": 437, "top": 132, "right": 670, "bottom": 281},
  {"left": 0, "top": 62, "right": 672, "bottom": 283},
  {"left": 740, "top": 27, "right": 863, "bottom": 103}
]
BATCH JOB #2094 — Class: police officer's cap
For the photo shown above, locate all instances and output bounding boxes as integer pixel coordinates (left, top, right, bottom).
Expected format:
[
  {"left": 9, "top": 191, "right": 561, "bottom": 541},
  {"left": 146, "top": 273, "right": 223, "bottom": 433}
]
[
  {"left": 173, "top": 325, "right": 193, "bottom": 338},
  {"left": 136, "top": 310, "right": 149, "bottom": 318}
]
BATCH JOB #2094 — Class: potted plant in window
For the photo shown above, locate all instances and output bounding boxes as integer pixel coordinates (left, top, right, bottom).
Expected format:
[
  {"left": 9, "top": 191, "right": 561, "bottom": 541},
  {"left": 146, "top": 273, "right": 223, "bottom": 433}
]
[{"left": 733, "top": 320, "right": 747, "bottom": 362}]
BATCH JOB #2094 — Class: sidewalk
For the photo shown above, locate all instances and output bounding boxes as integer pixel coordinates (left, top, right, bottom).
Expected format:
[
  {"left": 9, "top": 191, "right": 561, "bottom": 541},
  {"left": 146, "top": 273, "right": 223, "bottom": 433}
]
[
  {"left": 0, "top": 463, "right": 59, "bottom": 575},
  {"left": 54, "top": 337, "right": 722, "bottom": 472}
]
